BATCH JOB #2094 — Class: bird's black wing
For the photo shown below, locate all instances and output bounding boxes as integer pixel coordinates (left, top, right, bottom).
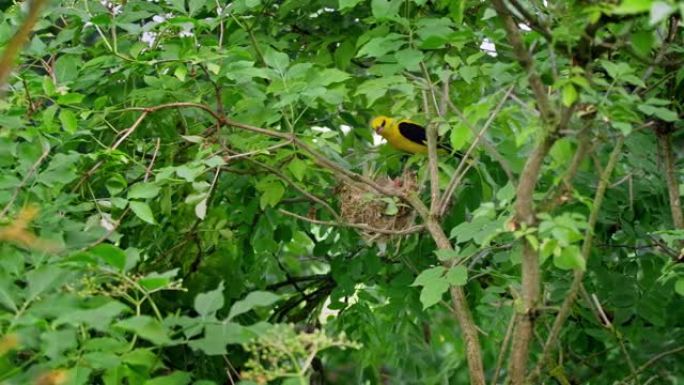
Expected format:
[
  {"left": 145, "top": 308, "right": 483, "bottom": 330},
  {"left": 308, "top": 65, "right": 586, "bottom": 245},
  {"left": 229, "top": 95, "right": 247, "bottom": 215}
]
[
  {"left": 398, "top": 121, "right": 460, "bottom": 156},
  {"left": 397, "top": 121, "right": 427, "bottom": 145}
]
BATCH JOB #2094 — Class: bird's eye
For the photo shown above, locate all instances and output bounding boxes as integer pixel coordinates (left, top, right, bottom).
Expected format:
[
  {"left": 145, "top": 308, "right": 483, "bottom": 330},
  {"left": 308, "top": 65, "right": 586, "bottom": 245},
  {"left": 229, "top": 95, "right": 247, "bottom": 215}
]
[{"left": 380, "top": 120, "right": 386, "bottom": 128}]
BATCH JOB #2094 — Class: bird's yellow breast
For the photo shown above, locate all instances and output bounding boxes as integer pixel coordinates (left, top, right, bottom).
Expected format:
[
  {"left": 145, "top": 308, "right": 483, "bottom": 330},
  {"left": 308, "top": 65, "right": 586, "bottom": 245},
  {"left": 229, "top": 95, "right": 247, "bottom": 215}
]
[{"left": 380, "top": 121, "right": 428, "bottom": 154}]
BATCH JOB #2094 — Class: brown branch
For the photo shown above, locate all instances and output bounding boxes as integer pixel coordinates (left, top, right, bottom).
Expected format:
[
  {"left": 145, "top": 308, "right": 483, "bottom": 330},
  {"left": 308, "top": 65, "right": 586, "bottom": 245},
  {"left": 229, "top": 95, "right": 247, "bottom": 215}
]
[
  {"left": 656, "top": 129, "right": 683, "bottom": 229},
  {"left": 278, "top": 209, "right": 423, "bottom": 235},
  {"left": 530, "top": 136, "right": 625, "bottom": 383},
  {"left": 491, "top": 0, "right": 554, "bottom": 124},
  {"left": 540, "top": 124, "right": 593, "bottom": 211},
  {"left": 144, "top": 138, "right": 161, "bottom": 182},
  {"left": 507, "top": 0, "right": 552, "bottom": 41},
  {"left": 415, "top": 68, "right": 488, "bottom": 384},
  {"left": 0, "top": 145, "right": 50, "bottom": 218},
  {"left": 402, "top": 193, "right": 486, "bottom": 385},
  {"left": 438, "top": 86, "right": 515, "bottom": 217},
  {"left": 0, "top": 0, "right": 48, "bottom": 91},
  {"left": 221, "top": 117, "right": 401, "bottom": 198}
]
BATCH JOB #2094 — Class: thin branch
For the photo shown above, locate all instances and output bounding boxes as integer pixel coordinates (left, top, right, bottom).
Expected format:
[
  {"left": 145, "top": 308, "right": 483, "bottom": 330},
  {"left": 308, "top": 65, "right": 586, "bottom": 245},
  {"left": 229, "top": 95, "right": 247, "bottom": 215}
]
[
  {"left": 530, "top": 136, "right": 625, "bottom": 383},
  {"left": 278, "top": 209, "right": 423, "bottom": 235},
  {"left": 0, "top": 0, "right": 48, "bottom": 90},
  {"left": 621, "top": 346, "right": 684, "bottom": 384},
  {"left": 507, "top": 0, "right": 552, "bottom": 41},
  {"left": 438, "top": 85, "right": 514, "bottom": 217},
  {"left": 224, "top": 147, "right": 341, "bottom": 221},
  {"left": 223, "top": 140, "right": 293, "bottom": 161},
  {"left": 656, "top": 129, "right": 683, "bottom": 229},
  {"left": 144, "top": 138, "right": 161, "bottom": 182},
  {"left": 541, "top": 124, "right": 593, "bottom": 211},
  {"left": 491, "top": 311, "right": 516, "bottom": 385},
  {"left": 491, "top": 0, "right": 553, "bottom": 123},
  {"left": 447, "top": 98, "right": 515, "bottom": 183},
  {"left": 0, "top": 145, "right": 50, "bottom": 218}
]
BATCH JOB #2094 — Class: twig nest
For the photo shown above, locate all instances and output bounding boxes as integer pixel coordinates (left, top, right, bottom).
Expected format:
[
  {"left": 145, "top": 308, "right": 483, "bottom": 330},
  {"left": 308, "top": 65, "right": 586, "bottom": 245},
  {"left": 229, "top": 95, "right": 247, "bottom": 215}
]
[{"left": 337, "top": 171, "right": 418, "bottom": 240}]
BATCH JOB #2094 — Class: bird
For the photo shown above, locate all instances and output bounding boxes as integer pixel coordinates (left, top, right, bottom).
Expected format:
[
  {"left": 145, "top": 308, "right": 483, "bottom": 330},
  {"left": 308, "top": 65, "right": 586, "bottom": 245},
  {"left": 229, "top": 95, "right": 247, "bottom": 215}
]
[{"left": 370, "top": 115, "right": 452, "bottom": 154}]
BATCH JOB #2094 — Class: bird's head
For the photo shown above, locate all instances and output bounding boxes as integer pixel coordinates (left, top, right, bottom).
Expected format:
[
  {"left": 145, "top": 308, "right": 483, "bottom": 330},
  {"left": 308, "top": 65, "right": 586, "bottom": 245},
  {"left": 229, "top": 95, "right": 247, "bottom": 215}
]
[{"left": 370, "top": 116, "right": 391, "bottom": 135}]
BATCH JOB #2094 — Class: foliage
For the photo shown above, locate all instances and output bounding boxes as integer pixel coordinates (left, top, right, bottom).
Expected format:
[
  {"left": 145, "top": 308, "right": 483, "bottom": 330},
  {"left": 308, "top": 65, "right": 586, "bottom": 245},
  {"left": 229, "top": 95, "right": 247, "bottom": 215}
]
[{"left": 0, "top": 0, "right": 683, "bottom": 384}]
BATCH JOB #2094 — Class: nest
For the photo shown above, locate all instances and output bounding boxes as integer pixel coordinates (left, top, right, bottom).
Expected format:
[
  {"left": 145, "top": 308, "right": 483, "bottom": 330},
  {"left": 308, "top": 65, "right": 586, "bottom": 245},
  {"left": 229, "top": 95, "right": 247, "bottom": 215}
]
[{"left": 337, "top": 171, "right": 419, "bottom": 241}]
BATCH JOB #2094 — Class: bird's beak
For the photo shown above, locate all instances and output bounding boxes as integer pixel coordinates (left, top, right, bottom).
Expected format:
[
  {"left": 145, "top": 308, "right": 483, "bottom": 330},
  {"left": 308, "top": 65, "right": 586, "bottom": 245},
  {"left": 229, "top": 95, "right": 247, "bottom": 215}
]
[{"left": 375, "top": 126, "right": 383, "bottom": 134}]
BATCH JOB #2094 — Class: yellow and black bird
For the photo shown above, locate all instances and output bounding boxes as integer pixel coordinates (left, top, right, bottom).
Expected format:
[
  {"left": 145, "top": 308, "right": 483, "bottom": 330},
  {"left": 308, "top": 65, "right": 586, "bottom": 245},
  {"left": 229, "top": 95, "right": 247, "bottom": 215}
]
[{"left": 370, "top": 115, "right": 452, "bottom": 154}]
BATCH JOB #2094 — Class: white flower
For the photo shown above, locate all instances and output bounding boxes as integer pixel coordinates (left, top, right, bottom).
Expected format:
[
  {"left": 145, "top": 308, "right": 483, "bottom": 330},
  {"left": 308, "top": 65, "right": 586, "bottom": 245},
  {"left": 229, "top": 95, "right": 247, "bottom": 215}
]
[
  {"left": 179, "top": 23, "right": 194, "bottom": 38},
  {"left": 152, "top": 15, "right": 166, "bottom": 23},
  {"left": 141, "top": 31, "right": 157, "bottom": 47}
]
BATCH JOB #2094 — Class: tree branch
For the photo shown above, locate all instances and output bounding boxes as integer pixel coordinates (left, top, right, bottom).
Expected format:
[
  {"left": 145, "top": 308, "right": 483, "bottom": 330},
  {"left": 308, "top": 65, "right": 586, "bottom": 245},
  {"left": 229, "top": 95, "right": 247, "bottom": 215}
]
[
  {"left": 438, "top": 86, "right": 515, "bottom": 217},
  {"left": 656, "top": 127, "right": 684, "bottom": 230},
  {"left": 0, "top": 0, "right": 48, "bottom": 91},
  {"left": 491, "top": 0, "right": 554, "bottom": 124},
  {"left": 278, "top": 209, "right": 423, "bottom": 235},
  {"left": 529, "top": 136, "right": 625, "bottom": 383},
  {"left": 447, "top": 98, "right": 516, "bottom": 183}
]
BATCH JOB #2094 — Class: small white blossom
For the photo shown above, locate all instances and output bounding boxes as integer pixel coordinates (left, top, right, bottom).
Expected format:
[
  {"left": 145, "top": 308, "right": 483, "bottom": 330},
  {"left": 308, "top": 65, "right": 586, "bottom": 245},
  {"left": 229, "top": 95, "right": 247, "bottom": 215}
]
[
  {"left": 141, "top": 31, "right": 157, "bottom": 47},
  {"left": 179, "top": 23, "right": 194, "bottom": 38}
]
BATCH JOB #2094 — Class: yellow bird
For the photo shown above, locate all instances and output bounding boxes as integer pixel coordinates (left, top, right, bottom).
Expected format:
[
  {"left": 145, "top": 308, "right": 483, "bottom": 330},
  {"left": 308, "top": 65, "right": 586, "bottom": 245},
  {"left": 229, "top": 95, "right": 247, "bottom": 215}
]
[{"left": 370, "top": 116, "right": 451, "bottom": 154}]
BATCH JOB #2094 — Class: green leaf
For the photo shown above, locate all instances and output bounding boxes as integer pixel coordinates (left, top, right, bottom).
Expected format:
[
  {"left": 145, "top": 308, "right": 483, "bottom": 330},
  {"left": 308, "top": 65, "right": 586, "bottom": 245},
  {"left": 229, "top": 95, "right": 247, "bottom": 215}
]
[
  {"left": 395, "top": 49, "right": 424, "bottom": 71},
  {"left": 54, "top": 55, "right": 81, "bottom": 83},
  {"left": 259, "top": 181, "right": 285, "bottom": 209},
  {"left": 446, "top": 265, "right": 468, "bottom": 286},
  {"left": 412, "top": 266, "right": 446, "bottom": 287},
  {"left": 553, "top": 245, "right": 585, "bottom": 270},
  {"left": 90, "top": 244, "right": 127, "bottom": 271},
  {"left": 228, "top": 291, "right": 280, "bottom": 321},
  {"left": 116, "top": 316, "right": 171, "bottom": 345},
  {"left": 59, "top": 109, "right": 78, "bottom": 133},
  {"left": 57, "top": 93, "right": 85, "bottom": 105},
  {"left": 128, "top": 183, "right": 161, "bottom": 199},
  {"left": 434, "top": 248, "right": 460, "bottom": 261},
  {"left": 638, "top": 104, "right": 678, "bottom": 121},
  {"left": 106, "top": 174, "right": 128, "bottom": 196},
  {"left": 339, "top": 0, "right": 363, "bottom": 10},
  {"left": 55, "top": 301, "right": 128, "bottom": 331},
  {"left": 612, "top": 0, "right": 652, "bottom": 14},
  {"left": 315, "top": 68, "right": 351, "bottom": 86},
  {"left": 263, "top": 48, "right": 290, "bottom": 73},
  {"left": 42, "top": 329, "right": 78, "bottom": 359},
  {"left": 144, "top": 372, "right": 192, "bottom": 385},
  {"left": 194, "top": 282, "right": 225, "bottom": 318},
  {"left": 631, "top": 31, "right": 654, "bottom": 57},
  {"left": 129, "top": 201, "right": 156, "bottom": 224},
  {"left": 188, "top": 323, "right": 255, "bottom": 355},
  {"left": 357, "top": 34, "right": 405, "bottom": 58},
  {"left": 288, "top": 158, "right": 307, "bottom": 181},
  {"left": 675, "top": 278, "right": 684, "bottom": 296},
  {"left": 418, "top": 277, "right": 449, "bottom": 309},
  {"left": 27, "top": 265, "right": 66, "bottom": 300},
  {"left": 613, "top": 122, "right": 632, "bottom": 136},
  {"left": 371, "top": 0, "right": 402, "bottom": 20},
  {"left": 458, "top": 65, "right": 478, "bottom": 83},
  {"left": 139, "top": 269, "right": 179, "bottom": 291},
  {"left": 174, "top": 65, "right": 187, "bottom": 81},
  {"left": 176, "top": 164, "right": 205, "bottom": 182},
  {"left": 562, "top": 84, "right": 578, "bottom": 107}
]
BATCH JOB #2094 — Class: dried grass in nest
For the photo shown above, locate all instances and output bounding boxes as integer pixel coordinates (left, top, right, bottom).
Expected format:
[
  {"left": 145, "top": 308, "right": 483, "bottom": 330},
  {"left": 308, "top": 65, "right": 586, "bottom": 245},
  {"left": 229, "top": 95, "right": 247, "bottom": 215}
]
[{"left": 337, "top": 172, "right": 419, "bottom": 240}]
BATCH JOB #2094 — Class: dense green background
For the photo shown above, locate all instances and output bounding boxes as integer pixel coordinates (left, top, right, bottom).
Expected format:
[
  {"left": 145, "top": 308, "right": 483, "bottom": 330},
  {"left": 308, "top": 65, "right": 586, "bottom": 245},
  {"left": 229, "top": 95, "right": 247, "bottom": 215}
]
[{"left": 0, "top": 0, "right": 683, "bottom": 384}]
